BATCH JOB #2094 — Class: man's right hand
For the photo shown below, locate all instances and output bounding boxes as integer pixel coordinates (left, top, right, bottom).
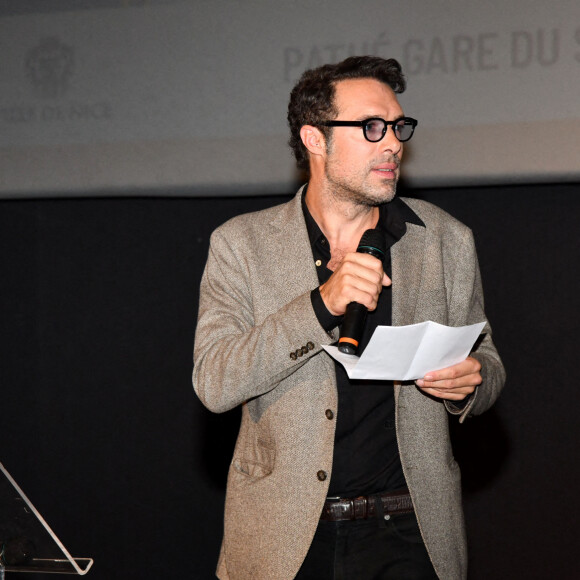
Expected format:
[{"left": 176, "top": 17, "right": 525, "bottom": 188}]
[{"left": 319, "top": 252, "right": 391, "bottom": 316}]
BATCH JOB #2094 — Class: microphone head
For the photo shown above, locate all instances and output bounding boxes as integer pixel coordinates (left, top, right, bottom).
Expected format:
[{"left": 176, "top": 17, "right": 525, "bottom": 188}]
[{"left": 357, "top": 229, "right": 386, "bottom": 263}]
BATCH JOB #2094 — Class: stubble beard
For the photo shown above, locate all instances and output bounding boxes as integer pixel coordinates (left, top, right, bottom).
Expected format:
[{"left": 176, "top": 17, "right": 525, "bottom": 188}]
[{"left": 323, "top": 157, "right": 400, "bottom": 208}]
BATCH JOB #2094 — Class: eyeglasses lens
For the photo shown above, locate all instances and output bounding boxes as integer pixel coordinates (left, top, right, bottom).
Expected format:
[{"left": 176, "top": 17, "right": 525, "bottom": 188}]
[
  {"left": 395, "top": 120, "right": 413, "bottom": 142},
  {"left": 363, "top": 119, "right": 414, "bottom": 142},
  {"left": 362, "top": 120, "right": 385, "bottom": 142}
]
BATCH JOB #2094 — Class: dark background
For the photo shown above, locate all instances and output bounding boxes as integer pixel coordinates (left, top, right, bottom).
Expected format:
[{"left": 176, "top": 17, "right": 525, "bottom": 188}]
[{"left": 1, "top": 181, "right": 579, "bottom": 578}]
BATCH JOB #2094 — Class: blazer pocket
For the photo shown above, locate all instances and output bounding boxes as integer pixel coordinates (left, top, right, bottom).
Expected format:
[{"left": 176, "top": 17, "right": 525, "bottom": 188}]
[{"left": 232, "top": 436, "right": 276, "bottom": 480}]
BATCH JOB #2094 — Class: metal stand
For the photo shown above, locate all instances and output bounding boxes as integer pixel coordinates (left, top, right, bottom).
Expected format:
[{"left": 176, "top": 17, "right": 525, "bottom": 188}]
[{"left": 0, "top": 462, "right": 93, "bottom": 575}]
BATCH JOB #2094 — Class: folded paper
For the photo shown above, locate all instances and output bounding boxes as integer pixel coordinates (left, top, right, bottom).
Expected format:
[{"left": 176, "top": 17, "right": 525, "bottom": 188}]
[{"left": 322, "top": 321, "right": 486, "bottom": 381}]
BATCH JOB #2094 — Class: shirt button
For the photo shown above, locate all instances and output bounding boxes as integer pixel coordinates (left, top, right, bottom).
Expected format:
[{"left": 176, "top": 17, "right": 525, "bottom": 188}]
[
  {"left": 317, "top": 470, "right": 327, "bottom": 481},
  {"left": 315, "top": 259, "right": 322, "bottom": 267},
  {"left": 325, "top": 409, "right": 334, "bottom": 420}
]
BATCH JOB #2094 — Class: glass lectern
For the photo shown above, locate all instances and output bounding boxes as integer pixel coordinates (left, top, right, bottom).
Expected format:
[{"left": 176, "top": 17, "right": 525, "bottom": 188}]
[{"left": 0, "top": 462, "right": 93, "bottom": 576}]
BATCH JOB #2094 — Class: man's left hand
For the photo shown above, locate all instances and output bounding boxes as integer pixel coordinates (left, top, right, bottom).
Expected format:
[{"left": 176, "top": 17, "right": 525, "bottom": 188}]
[{"left": 415, "top": 356, "right": 482, "bottom": 401}]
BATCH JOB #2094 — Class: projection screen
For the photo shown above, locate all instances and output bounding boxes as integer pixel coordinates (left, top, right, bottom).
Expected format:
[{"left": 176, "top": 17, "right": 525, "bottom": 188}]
[{"left": 0, "top": 0, "right": 579, "bottom": 197}]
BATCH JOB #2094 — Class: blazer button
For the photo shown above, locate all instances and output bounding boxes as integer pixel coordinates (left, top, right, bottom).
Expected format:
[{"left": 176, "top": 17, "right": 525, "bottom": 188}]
[
  {"left": 296, "top": 348, "right": 303, "bottom": 357},
  {"left": 325, "top": 409, "right": 334, "bottom": 420},
  {"left": 307, "top": 342, "right": 315, "bottom": 351},
  {"left": 301, "top": 346, "right": 309, "bottom": 355},
  {"left": 290, "top": 352, "right": 297, "bottom": 360},
  {"left": 317, "top": 470, "right": 327, "bottom": 481}
]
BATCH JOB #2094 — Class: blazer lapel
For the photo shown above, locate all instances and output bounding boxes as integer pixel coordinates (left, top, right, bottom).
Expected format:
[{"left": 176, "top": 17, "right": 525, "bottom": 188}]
[
  {"left": 268, "top": 185, "right": 322, "bottom": 303},
  {"left": 392, "top": 222, "right": 426, "bottom": 326},
  {"left": 391, "top": 221, "right": 427, "bottom": 401}
]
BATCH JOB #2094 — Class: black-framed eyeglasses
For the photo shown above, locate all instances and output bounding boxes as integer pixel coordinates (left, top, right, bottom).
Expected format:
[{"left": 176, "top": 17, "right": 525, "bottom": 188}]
[{"left": 320, "top": 116, "right": 418, "bottom": 143}]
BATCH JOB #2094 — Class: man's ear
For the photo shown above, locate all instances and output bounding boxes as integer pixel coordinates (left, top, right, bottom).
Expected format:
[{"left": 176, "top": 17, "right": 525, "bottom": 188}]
[{"left": 300, "top": 125, "right": 326, "bottom": 159}]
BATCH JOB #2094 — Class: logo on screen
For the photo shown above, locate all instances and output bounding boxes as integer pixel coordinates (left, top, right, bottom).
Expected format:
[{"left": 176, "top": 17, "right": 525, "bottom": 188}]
[{"left": 26, "top": 37, "right": 74, "bottom": 99}]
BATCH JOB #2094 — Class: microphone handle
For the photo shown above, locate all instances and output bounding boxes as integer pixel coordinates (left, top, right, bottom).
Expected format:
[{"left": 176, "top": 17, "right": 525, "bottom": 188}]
[
  {"left": 336, "top": 228, "right": 386, "bottom": 355},
  {"left": 338, "top": 302, "right": 368, "bottom": 354}
]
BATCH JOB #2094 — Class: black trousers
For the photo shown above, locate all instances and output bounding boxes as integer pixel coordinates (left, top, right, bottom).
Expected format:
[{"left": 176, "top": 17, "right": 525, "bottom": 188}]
[{"left": 295, "top": 512, "right": 438, "bottom": 580}]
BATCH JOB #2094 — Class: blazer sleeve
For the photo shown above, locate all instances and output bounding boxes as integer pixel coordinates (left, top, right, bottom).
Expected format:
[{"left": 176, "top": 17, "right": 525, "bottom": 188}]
[
  {"left": 444, "top": 227, "right": 506, "bottom": 422},
  {"left": 192, "top": 226, "right": 336, "bottom": 414}
]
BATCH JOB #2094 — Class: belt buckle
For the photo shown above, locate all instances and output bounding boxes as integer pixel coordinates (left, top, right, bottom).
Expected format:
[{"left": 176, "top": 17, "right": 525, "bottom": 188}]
[{"left": 325, "top": 496, "right": 354, "bottom": 520}]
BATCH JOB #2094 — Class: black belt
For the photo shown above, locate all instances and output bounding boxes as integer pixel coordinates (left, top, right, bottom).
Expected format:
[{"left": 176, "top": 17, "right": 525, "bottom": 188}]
[{"left": 320, "top": 489, "right": 414, "bottom": 521}]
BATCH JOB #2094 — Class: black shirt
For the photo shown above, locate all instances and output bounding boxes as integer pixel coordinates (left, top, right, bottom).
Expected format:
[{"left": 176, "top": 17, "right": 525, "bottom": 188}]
[{"left": 302, "top": 190, "right": 425, "bottom": 497}]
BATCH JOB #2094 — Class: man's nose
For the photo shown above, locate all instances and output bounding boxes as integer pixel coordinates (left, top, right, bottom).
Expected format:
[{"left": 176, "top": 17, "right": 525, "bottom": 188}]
[{"left": 380, "top": 126, "right": 402, "bottom": 155}]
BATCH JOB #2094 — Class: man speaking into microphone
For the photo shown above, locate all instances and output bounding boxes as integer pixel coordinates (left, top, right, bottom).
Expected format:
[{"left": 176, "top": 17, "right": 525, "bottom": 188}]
[{"left": 193, "top": 56, "right": 505, "bottom": 580}]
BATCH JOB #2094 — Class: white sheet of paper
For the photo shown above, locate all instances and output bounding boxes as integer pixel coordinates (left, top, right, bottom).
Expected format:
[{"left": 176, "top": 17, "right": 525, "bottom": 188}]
[{"left": 322, "top": 321, "right": 486, "bottom": 381}]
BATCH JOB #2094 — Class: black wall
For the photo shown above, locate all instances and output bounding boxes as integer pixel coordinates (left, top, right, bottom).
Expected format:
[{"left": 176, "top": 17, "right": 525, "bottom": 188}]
[{"left": 1, "top": 182, "right": 579, "bottom": 579}]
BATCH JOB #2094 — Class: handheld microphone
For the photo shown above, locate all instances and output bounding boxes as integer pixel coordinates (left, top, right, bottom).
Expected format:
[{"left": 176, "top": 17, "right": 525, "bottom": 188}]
[{"left": 337, "top": 229, "right": 386, "bottom": 355}]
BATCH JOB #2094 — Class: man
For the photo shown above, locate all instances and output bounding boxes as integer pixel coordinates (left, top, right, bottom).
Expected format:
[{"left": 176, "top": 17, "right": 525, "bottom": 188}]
[{"left": 193, "top": 56, "right": 505, "bottom": 579}]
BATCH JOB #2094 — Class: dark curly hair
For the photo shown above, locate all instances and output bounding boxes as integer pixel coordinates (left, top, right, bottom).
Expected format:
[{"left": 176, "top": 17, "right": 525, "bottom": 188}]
[{"left": 287, "top": 56, "right": 406, "bottom": 171}]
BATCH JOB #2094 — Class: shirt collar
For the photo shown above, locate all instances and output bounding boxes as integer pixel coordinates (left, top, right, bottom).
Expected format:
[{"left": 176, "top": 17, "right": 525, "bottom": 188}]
[{"left": 301, "top": 183, "right": 425, "bottom": 250}]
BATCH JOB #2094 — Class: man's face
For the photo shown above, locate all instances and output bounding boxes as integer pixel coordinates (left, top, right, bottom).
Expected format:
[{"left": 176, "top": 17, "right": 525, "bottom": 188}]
[{"left": 323, "top": 78, "right": 405, "bottom": 206}]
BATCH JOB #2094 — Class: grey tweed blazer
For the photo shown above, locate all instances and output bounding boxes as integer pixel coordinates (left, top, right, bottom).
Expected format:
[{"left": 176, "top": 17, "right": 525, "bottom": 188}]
[{"left": 193, "top": 186, "right": 505, "bottom": 580}]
